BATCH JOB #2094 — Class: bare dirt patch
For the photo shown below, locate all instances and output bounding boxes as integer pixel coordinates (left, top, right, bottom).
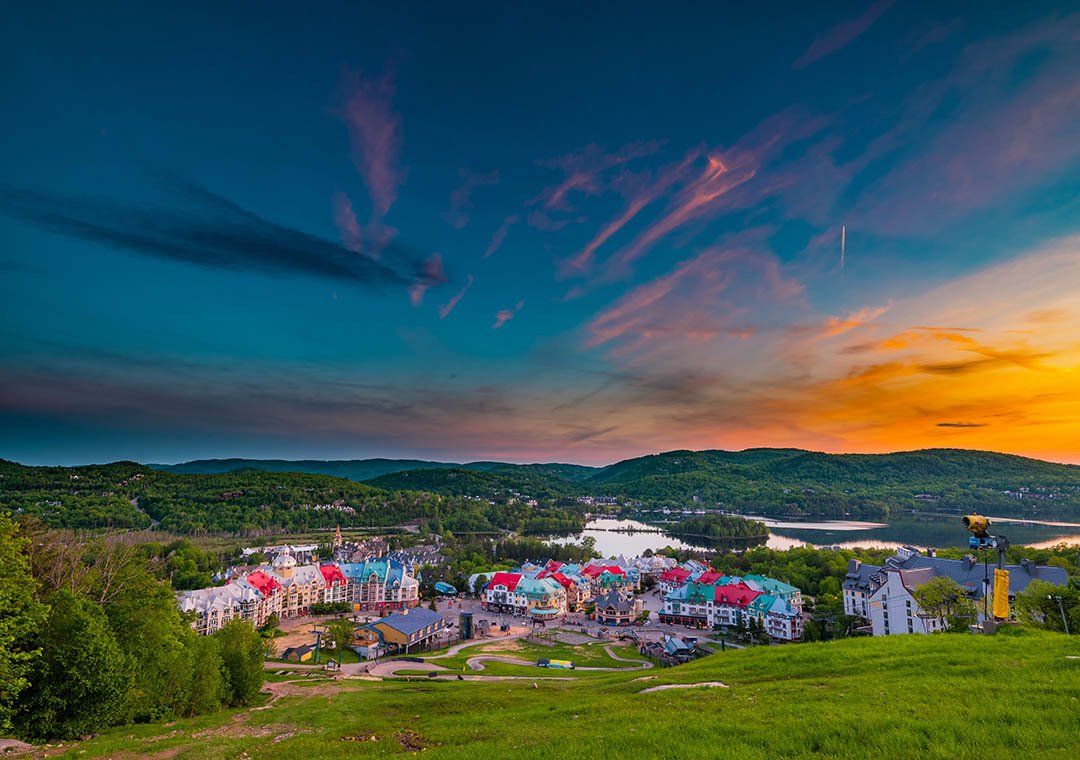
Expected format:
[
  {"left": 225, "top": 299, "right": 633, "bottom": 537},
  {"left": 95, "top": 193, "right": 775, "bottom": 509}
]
[
  {"left": 191, "top": 722, "right": 308, "bottom": 742},
  {"left": 0, "top": 739, "right": 35, "bottom": 756},
  {"left": 395, "top": 729, "right": 430, "bottom": 752},
  {"left": 475, "top": 639, "right": 525, "bottom": 654},
  {"left": 639, "top": 681, "right": 729, "bottom": 694}
]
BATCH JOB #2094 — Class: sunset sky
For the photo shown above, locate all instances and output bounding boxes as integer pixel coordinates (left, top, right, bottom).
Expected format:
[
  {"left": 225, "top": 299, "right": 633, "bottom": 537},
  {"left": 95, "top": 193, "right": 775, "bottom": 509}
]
[{"left": 1, "top": 2, "right": 1078, "bottom": 465}]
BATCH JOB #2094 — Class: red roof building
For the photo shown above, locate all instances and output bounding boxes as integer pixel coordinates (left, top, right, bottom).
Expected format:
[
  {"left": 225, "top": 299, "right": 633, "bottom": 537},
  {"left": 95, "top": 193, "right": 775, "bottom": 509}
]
[
  {"left": 548, "top": 572, "right": 574, "bottom": 589},
  {"left": 320, "top": 564, "right": 347, "bottom": 585},
  {"left": 696, "top": 570, "right": 723, "bottom": 585},
  {"left": 245, "top": 570, "right": 281, "bottom": 596},
  {"left": 486, "top": 572, "right": 523, "bottom": 592},
  {"left": 660, "top": 567, "right": 692, "bottom": 583},
  {"left": 583, "top": 564, "right": 625, "bottom": 579},
  {"left": 714, "top": 582, "right": 762, "bottom": 608}
]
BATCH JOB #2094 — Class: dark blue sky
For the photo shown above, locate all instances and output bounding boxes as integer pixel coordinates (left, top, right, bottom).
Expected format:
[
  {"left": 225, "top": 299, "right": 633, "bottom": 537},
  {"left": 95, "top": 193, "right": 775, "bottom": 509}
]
[{"left": 2, "top": 2, "right": 1078, "bottom": 465}]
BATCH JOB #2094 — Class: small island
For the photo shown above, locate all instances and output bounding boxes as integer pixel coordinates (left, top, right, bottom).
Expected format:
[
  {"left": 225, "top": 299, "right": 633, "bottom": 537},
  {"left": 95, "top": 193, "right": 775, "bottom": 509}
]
[{"left": 672, "top": 514, "right": 769, "bottom": 541}]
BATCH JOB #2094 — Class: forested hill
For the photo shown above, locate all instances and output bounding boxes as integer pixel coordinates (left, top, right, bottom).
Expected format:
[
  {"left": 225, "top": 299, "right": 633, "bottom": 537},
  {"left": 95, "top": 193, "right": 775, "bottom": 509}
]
[
  {"left": 154, "top": 448, "right": 1080, "bottom": 518},
  {"left": 3, "top": 449, "right": 1079, "bottom": 534},
  {"left": 152, "top": 457, "right": 599, "bottom": 483},
  {"left": 151, "top": 457, "right": 463, "bottom": 481},
  {"left": 579, "top": 448, "right": 1080, "bottom": 517}
]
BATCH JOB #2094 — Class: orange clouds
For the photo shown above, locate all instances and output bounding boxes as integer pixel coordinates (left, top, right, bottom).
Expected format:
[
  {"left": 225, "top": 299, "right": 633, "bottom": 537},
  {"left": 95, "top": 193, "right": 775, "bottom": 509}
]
[
  {"left": 817, "top": 305, "right": 889, "bottom": 339},
  {"left": 568, "top": 235, "right": 1080, "bottom": 462}
]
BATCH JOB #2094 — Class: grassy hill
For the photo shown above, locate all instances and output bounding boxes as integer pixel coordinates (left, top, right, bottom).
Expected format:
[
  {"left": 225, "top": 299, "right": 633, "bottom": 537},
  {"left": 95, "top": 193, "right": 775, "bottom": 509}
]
[{"left": 51, "top": 628, "right": 1080, "bottom": 759}]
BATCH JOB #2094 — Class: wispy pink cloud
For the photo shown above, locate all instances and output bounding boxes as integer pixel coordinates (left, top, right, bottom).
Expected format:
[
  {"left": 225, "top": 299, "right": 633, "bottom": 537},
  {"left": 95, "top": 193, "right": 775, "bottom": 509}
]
[
  {"left": 793, "top": 0, "right": 895, "bottom": 69},
  {"left": 331, "top": 191, "right": 363, "bottom": 254},
  {"left": 484, "top": 215, "right": 519, "bottom": 258},
  {"left": 587, "top": 245, "right": 803, "bottom": 357},
  {"left": 492, "top": 299, "right": 525, "bottom": 329},
  {"left": 408, "top": 253, "right": 447, "bottom": 306},
  {"left": 527, "top": 142, "right": 661, "bottom": 231},
  {"left": 342, "top": 69, "right": 404, "bottom": 220},
  {"left": 483, "top": 213, "right": 520, "bottom": 258},
  {"left": 849, "top": 15, "right": 1080, "bottom": 234},
  {"left": 560, "top": 155, "right": 696, "bottom": 278},
  {"left": 444, "top": 169, "right": 499, "bottom": 229},
  {"left": 606, "top": 153, "right": 757, "bottom": 275},
  {"left": 438, "top": 274, "right": 474, "bottom": 319}
]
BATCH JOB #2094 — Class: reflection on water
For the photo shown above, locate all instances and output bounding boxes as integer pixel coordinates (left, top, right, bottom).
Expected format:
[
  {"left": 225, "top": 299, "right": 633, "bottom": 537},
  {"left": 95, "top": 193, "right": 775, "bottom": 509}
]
[{"left": 548, "top": 515, "right": 1080, "bottom": 556}]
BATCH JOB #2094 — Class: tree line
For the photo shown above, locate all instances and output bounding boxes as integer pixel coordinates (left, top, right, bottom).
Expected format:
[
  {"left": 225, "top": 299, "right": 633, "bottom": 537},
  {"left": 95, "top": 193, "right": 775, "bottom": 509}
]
[{"left": 0, "top": 514, "right": 267, "bottom": 742}]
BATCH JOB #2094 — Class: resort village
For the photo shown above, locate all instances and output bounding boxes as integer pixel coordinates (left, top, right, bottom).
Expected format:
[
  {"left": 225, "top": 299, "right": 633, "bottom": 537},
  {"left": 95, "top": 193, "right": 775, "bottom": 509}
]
[{"left": 176, "top": 526, "right": 1069, "bottom": 667}]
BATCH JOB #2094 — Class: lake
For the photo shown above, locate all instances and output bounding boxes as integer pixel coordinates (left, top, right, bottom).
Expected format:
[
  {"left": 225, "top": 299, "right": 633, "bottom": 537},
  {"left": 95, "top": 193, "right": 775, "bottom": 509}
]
[{"left": 546, "top": 515, "right": 1080, "bottom": 557}]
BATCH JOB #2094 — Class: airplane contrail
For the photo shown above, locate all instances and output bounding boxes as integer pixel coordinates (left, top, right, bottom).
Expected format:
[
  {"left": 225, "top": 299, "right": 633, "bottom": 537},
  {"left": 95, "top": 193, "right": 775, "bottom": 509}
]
[{"left": 840, "top": 224, "right": 846, "bottom": 270}]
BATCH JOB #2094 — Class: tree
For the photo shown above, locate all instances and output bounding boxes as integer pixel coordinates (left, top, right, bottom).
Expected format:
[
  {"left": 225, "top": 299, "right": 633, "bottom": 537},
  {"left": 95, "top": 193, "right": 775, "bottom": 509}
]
[
  {"left": 1014, "top": 579, "right": 1079, "bottom": 634},
  {"left": 101, "top": 565, "right": 199, "bottom": 723},
  {"left": 261, "top": 613, "right": 280, "bottom": 632},
  {"left": 912, "top": 576, "right": 974, "bottom": 632},
  {"left": 215, "top": 620, "right": 265, "bottom": 707},
  {"left": 0, "top": 514, "right": 44, "bottom": 734},
  {"left": 186, "top": 635, "right": 226, "bottom": 716},
  {"left": 16, "top": 592, "right": 131, "bottom": 741},
  {"left": 326, "top": 616, "right": 356, "bottom": 666}
]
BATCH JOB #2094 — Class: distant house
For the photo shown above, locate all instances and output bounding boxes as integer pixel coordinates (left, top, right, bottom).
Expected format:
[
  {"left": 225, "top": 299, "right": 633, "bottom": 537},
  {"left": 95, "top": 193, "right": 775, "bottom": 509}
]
[
  {"left": 594, "top": 590, "right": 641, "bottom": 626},
  {"left": 843, "top": 547, "right": 1069, "bottom": 636},
  {"left": 357, "top": 607, "right": 446, "bottom": 653},
  {"left": 658, "top": 566, "right": 692, "bottom": 594},
  {"left": 281, "top": 645, "right": 315, "bottom": 662}
]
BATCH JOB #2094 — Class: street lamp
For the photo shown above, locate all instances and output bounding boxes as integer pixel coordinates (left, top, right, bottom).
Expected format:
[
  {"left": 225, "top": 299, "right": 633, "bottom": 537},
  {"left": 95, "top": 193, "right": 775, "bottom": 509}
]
[{"left": 1048, "top": 595, "right": 1070, "bottom": 634}]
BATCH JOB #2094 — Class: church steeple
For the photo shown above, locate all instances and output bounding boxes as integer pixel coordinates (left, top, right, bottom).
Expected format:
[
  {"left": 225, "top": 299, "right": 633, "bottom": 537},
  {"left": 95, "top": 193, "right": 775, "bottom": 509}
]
[{"left": 333, "top": 525, "right": 343, "bottom": 549}]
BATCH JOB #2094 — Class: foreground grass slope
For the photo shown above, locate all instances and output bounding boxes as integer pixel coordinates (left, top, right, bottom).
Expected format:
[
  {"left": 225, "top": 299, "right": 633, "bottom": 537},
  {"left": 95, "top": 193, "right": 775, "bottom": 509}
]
[{"left": 52, "top": 629, "right": 1079, "bottom": 759}]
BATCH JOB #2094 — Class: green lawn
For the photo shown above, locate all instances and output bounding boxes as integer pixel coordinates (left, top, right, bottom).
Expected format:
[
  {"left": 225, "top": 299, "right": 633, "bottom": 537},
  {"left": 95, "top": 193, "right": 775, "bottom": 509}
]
[{"left": 43, "top": 628, "right": 1080, "bottom": 759}]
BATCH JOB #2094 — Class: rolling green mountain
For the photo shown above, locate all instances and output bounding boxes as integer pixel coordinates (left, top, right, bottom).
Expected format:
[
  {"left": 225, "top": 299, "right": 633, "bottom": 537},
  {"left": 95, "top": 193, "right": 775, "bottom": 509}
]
[
  {"left": 4, "top": 448, "right": 1079, "bottom": 534},
  {"left": 150, "top": 457, "right": 461, "bottom": 481},
  {"left": 152, "top": 458, "right": 600, "bottom": 483}
]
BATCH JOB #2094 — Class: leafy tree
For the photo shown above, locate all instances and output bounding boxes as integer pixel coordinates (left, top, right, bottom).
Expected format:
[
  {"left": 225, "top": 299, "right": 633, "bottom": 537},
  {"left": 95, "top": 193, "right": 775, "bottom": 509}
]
[
  {"left": 101, "top": 566, "right": 198, "bottom": 723},
  {"left": 912, "top": 576, "right": 974, "bottom": 632},
  {"left": 186, "top": 634, "right": 226, "bottom": 716},
  {"left": 16, "top": 592, "right": 131, "bottom": 741},
  {"left": 0, "top": 514, "right": 44, "bottom": 734},
  {"left": 215, "top": 619, "right": 265, "bottom": 707},
  {"left": 326, "top": 616, "right": 356, "bottom": 665},
  {"left": 1014, "top": 579, "right": 1079, "bottom": 634}
]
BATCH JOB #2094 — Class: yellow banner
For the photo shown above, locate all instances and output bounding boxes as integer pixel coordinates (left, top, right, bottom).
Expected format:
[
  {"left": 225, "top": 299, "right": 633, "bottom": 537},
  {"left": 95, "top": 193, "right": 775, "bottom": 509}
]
[{"left": 992, "top": 569, "right": 1010, "bottom": 620}]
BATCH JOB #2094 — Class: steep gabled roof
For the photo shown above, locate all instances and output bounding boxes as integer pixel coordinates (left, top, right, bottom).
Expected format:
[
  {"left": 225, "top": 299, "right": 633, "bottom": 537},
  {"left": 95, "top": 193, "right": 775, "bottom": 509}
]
[
  {"left": 245, "top": 570, "right": 280, "bottom": 595},
  {"left": 320, "top": 564, "right": 347, "bottom": 585},
  {"left": 714, "top": 582, "right": 762, "bottom": 608},
  {"left": 660, "top": 567, "right": 692, "bottom": 582},
  {"left": 486, "top": 572, "right": 522, "bottom": 592}
]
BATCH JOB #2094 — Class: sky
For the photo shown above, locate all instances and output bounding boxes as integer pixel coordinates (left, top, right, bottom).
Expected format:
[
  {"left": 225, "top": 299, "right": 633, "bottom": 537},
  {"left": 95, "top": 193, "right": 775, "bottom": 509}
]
[{"left": 1, "top": 2, "right": 1078, "bottom": 466}]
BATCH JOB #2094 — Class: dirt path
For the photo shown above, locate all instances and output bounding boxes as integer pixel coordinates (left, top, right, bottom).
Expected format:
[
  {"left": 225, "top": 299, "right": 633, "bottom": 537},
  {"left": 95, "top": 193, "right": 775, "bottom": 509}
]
[{"left": 601, "top": 645, "right": 653, "bottom": 669}]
